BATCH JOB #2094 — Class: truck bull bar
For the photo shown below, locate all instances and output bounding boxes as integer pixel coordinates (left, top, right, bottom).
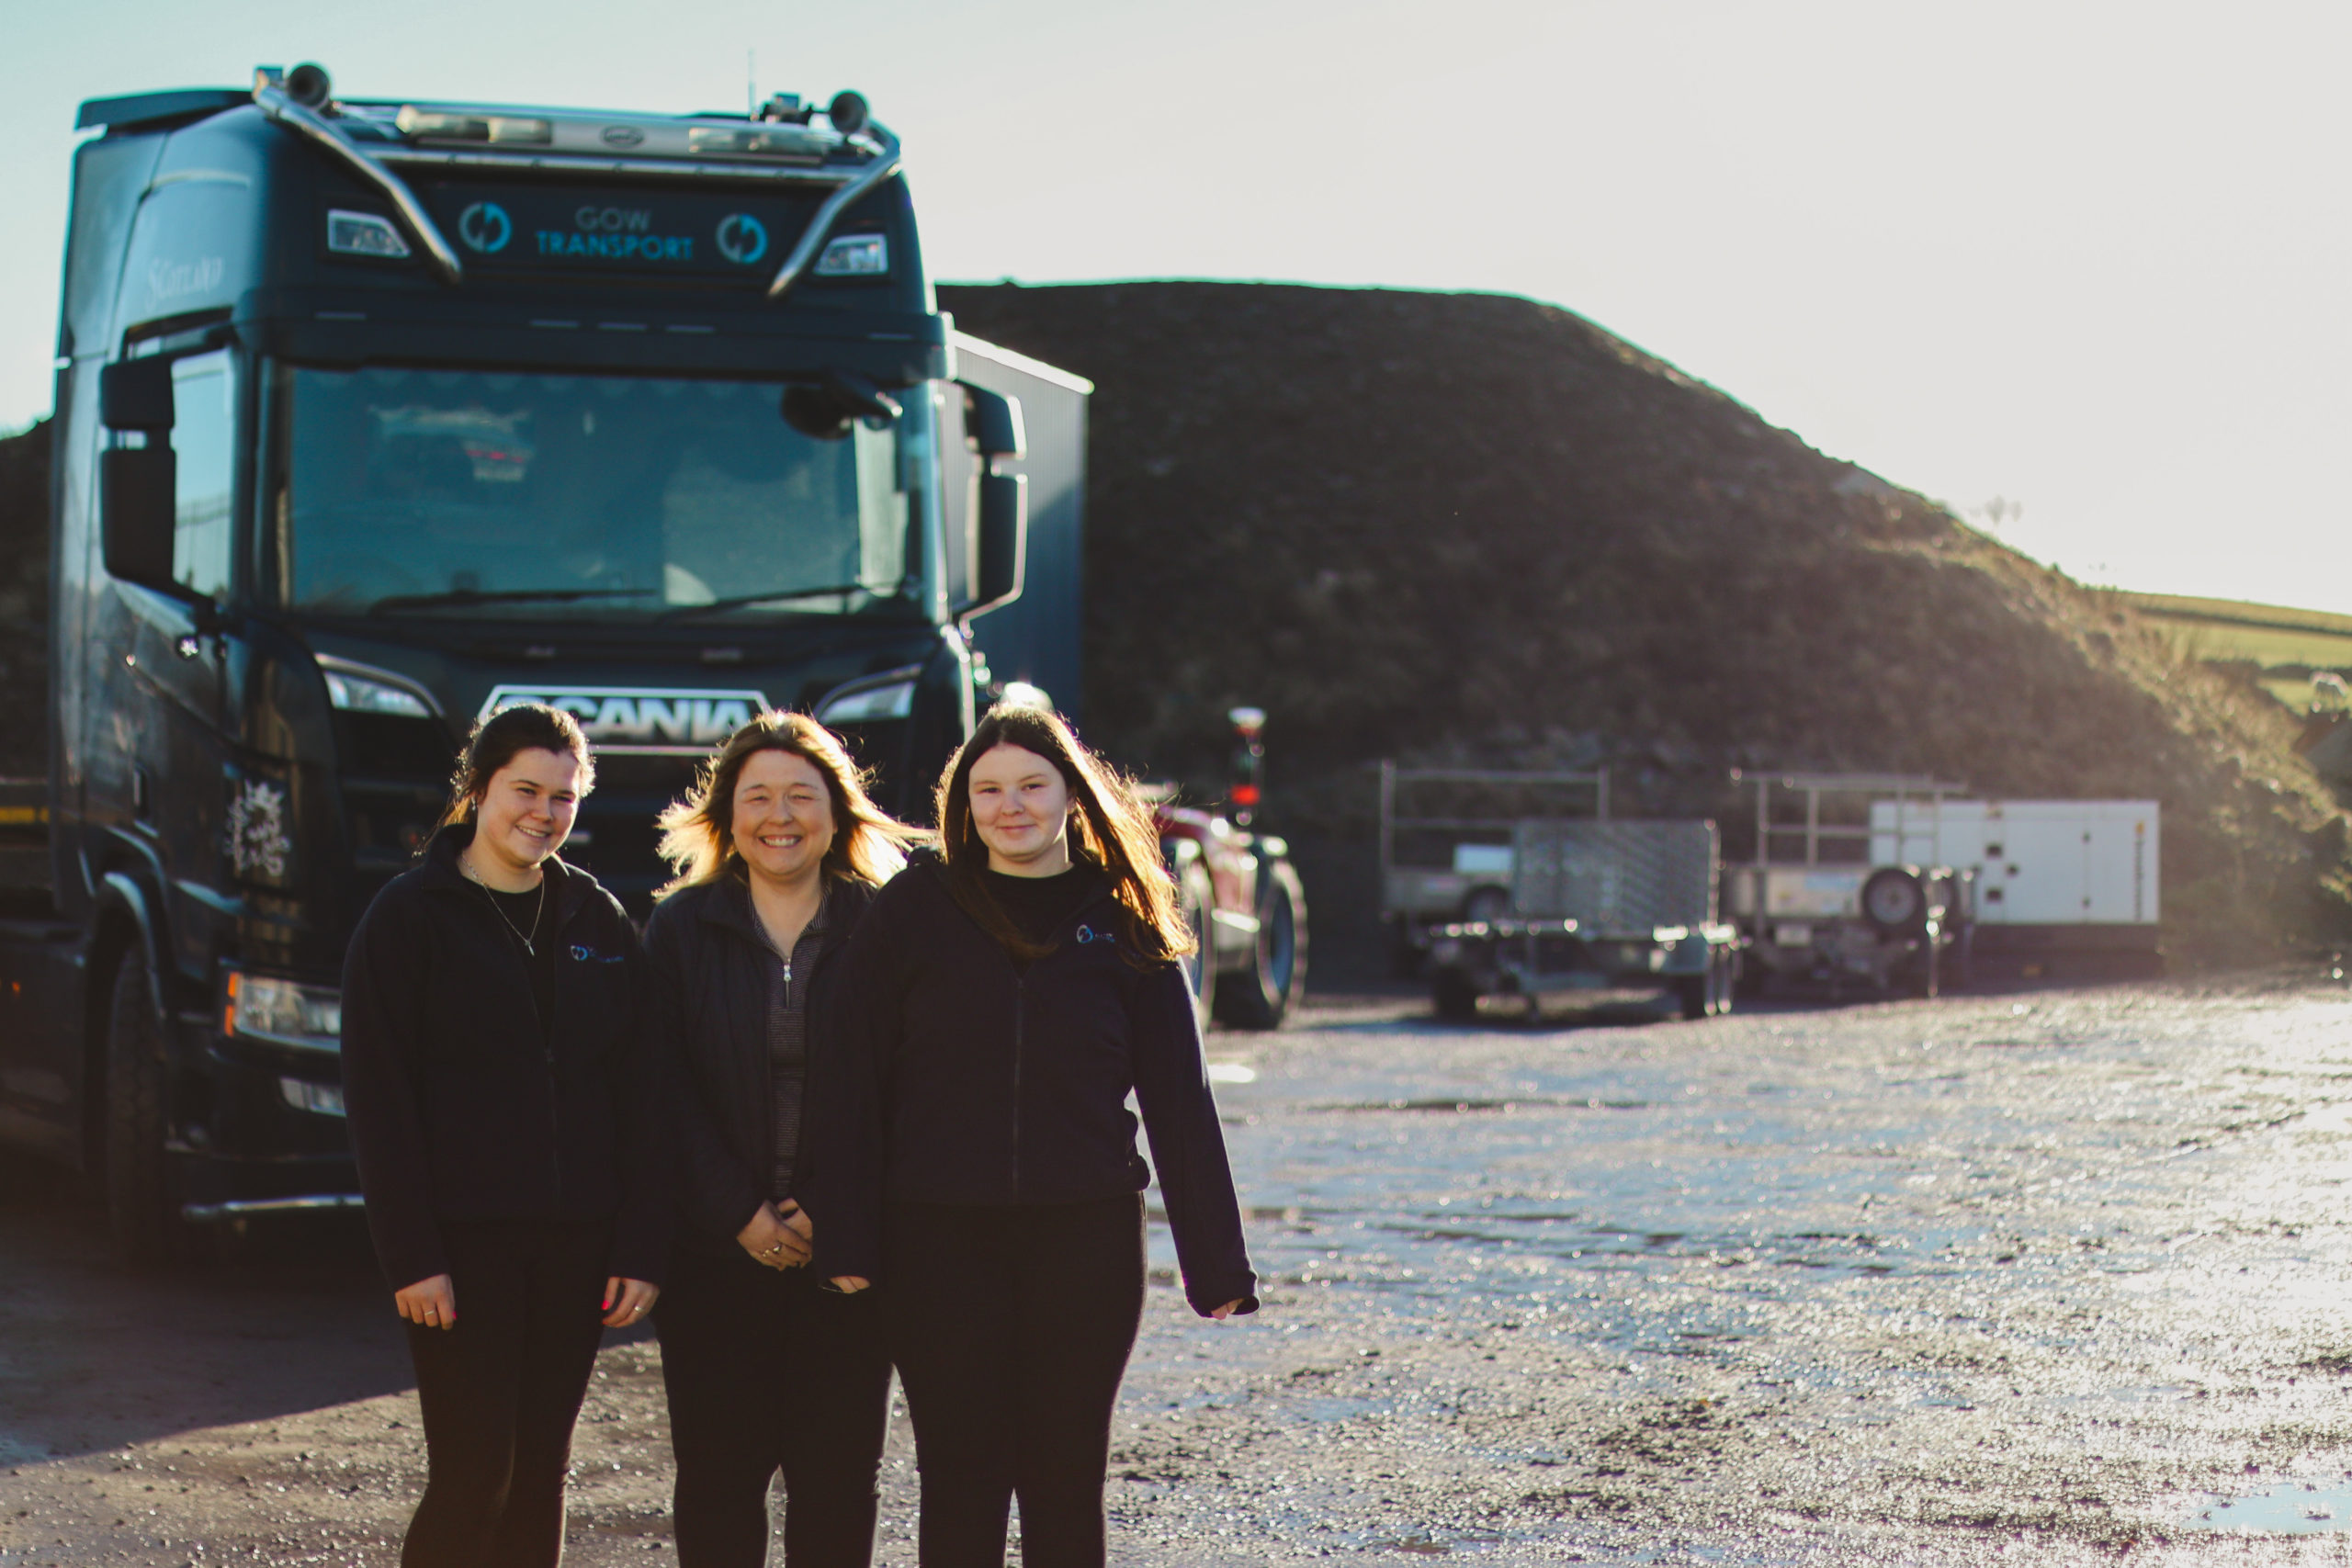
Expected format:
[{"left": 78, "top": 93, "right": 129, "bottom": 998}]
[{"left": 253, "top": 78, "right": 902, "bottom": 299}]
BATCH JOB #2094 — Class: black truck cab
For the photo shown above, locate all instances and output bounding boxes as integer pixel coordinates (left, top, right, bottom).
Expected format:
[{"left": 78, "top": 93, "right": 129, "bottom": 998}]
[{"left": 0, "top": 66, "right": 1088, "bottom": 1251}]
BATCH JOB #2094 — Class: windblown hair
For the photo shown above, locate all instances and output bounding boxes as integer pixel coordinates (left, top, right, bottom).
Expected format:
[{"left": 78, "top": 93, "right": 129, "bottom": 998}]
[
  {"left": 934, "top": 705, "right": 1193, "bottom": 965},
  {"left": 439, "top": 703, "right": 596, "bottom": 829},
  {"left": 655, "top": 710, "right": 919, "bottom": 899}
]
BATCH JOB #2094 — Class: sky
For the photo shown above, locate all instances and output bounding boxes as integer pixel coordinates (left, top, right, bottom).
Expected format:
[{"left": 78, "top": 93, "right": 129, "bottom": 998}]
[{"left": 4, "top": 1, "right": 2347, "bottom": 610}]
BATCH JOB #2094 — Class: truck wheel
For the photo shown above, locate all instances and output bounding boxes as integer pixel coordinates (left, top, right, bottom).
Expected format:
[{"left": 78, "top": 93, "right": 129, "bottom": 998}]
[
  {"left": 1713, "top": 949, "right": 1736, "bottom": 1017},
  {"left": 103, "top": 949, "right": 195, "bottom": 1264},
  {"left": 1432, "top": 967, "right": 1481, "bottom": 1022},
  {"left": 1216, "top": 861, "right": 1308, "bottom": 1031},
  {"left": 1176, "top": 862, "right": 1217, "bottom": 1032}
]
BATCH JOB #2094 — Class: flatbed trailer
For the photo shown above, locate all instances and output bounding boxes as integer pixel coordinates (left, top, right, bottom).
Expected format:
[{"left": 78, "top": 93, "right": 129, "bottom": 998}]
[
  {"left": 1379, "top": 766, "right": 1737, "bottom": 1022},
  {"left": 1724, "top": 772, "right": 1975, "bottom": 998}
]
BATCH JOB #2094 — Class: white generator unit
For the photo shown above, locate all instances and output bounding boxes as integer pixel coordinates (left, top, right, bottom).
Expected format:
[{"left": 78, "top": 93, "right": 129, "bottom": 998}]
[{"left": 1869, "top": 799, "right": 2159, "bottom": 950}]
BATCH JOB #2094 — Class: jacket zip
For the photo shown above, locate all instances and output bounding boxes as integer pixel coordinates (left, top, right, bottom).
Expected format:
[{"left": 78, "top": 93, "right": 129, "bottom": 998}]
[{"left": 1011, "top": 977, "right": 1026, "bottom": 1200}]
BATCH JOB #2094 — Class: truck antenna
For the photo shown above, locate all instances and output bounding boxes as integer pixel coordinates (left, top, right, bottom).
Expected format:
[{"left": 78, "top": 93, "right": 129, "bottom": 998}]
[{"left": 747, "top": 50, "right": 756, "bottom": 117}]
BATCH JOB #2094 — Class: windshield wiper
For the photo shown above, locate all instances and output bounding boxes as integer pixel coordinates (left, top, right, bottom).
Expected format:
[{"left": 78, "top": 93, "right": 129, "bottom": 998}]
[
  {"left": 657, "top": 581, "right": 896, "bottom": 622},
  {"left": 368, "top": 587, "right": 661, "bottom": 615}
]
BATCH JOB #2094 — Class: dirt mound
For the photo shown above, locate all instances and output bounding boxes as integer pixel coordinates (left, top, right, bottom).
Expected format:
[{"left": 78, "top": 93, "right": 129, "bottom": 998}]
[{"left": 939, "top": 282, "right": 2347, "bottom": 959}]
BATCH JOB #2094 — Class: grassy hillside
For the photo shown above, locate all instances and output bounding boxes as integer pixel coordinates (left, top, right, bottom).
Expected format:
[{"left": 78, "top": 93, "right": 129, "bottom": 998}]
[{"left": 940, "top": 282, "right": 2347, "bottom": 960}]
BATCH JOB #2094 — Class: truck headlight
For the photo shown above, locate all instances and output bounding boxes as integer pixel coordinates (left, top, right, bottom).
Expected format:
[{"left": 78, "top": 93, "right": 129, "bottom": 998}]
[
  {"left": 816, "top": 674, "right": 916, "bottom": 723},
  {"left": 814, "top": 234, "right": 888, "bottom": 276},
  {"left": 324, "top": 668, "right": 435, "bottom": 718},
  {"left": 226, "top": 972, "right": 342, "bottom": 1055}
]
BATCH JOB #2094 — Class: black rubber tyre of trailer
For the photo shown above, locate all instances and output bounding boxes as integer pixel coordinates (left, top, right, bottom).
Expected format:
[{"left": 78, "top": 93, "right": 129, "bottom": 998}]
[
  {"left": 1674, "top": 973, "right": 1710, "bottom": 1021},
  {"left": 1903, "top": 934, "right": 1941, "bottom": 1000},
  {"left": 1176, "top": 862, "right": 1219, "bottom": 1033},
  {"left": 104, "top": 949, "right": 198, "bottom": 1265},
  {"left": 1713, "top": 948, "right": 1736, "bottom": 1017},
  {"left": 1432, "top": 967, "right": 1482, "bottom": 1022},
  {"left": 1216, "top": 860, "right": 1309, "bottom": 1032},
  {"left": 1946, "top": 924, "right": 1976, "bottom": 992}
]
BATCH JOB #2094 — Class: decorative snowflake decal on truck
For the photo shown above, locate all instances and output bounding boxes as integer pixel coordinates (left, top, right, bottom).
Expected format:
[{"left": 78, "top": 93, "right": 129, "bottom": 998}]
[{"left": 224, "top": 777, "right": 291, "bottom": 883}]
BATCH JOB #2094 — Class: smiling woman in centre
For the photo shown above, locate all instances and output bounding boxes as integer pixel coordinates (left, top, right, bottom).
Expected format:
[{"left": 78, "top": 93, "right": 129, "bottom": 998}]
[
  {"left": 804, "top": 703, "right": 1258, "bottom": 1568},
  {"left": 645, "top": 710, "right": 920, "bottom": 1566}
]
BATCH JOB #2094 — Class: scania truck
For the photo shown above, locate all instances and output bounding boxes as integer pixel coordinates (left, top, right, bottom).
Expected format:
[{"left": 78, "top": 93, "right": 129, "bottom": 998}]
[{"left": 0, "top": 65, "right": 1102, "bottom": 1255}]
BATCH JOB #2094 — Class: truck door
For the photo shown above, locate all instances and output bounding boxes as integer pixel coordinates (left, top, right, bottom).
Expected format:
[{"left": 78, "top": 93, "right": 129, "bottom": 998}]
[{"left": 82, "top": 347, "right": 239, "bottom": 978}]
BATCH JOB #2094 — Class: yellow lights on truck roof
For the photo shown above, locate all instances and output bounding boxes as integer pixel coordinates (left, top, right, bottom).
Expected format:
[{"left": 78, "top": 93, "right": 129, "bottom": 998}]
[
  {"left": 689, "top": 124, "right": 832, "bottom": 159},
  {"left": 394, "top": 107, "right": 552, "bottom": 145}
]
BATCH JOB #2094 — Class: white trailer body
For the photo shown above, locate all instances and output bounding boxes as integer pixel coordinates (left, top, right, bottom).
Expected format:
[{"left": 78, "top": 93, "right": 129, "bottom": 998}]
[
  {"left": 1869, "top": 800, "right": 2158, "bottom": 962},
  {"left": 1869, "top": 800, "right": 2158, "bottom": 927}
]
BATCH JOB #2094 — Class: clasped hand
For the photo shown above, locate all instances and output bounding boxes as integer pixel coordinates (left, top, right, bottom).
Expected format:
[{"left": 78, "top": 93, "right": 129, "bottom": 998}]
[
  {"left": 736, "top": 1199, "right": 814, "bottom": 1270},
  {"left": 394, "top": 1271, "right": 659, "bottom": 1330}
]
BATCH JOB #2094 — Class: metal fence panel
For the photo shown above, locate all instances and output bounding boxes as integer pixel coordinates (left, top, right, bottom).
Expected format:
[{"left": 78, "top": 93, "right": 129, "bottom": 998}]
[{"left": 1511, "top": 819, "right": 1719, "bottom": 931}]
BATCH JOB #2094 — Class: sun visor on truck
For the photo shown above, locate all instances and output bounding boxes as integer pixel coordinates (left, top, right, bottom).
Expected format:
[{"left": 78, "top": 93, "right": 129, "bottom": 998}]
[{"left": 413, "top": 184, "right": 860, "bottom": 283}]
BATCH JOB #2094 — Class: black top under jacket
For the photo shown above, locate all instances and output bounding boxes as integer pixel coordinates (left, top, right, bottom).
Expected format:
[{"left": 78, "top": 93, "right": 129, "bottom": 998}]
[
  {"left": 341, "top": 825, "right": 672, "bottom": 1292},
  {"left": 643, "top": 871, "right": 877, "bottom": 1254},
  {"left": 807, "top": 852, "right": 1259, "bottom": 1317}
]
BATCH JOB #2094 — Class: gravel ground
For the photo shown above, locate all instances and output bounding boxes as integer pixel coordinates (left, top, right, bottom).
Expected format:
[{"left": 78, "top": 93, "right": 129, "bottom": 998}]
[{"left": 9, "top": 974, "right": 2352, "bottom": 1564}]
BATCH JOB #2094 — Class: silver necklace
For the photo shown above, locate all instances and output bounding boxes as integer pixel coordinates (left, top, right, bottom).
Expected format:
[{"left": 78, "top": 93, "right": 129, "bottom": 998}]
[{"left": 463, "top": 852, "right": 545, "bottom": 956}]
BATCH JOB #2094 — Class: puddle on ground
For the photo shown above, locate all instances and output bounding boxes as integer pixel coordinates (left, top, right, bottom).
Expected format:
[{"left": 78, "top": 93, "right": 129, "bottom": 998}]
[{"left": 2181, "top": 1481, "right": 2352, "bottom": 1533}]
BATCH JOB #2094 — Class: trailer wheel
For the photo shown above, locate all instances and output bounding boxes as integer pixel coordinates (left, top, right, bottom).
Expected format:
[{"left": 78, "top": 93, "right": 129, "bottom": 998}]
[
  {"left": 1432, "top": 967, "right": 1481, "bottom": 1022},
  {"left": 1216, "top": 861, "right": 1308, "bottom": 1031},
  {"left": 1947, "top": 924, "right": 1975, "bottom": 991},
  {"left": 1713, "top": 949, "right": 1737, "bottom": 1017},
  {"left": 1176, "top": 862, "right": 1218, "bottom": 1032},
  {"left": 103, "top": 949, "right": 196, "bottom": 1265},
  {"left": 1861, "top": 867, "right": 1928, "bottom": 933},
  {"left": 1903, "top": 935, "right": 1941, "bottom": 999}
]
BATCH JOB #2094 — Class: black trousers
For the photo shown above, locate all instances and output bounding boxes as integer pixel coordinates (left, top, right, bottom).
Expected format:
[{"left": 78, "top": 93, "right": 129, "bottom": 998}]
[
  {"left": 883, "top": 1194, "right": 1146, "bottom": 1568},
  {"left": 656, "top": 1243, "right": 893, "bottom": 1567},
  {"left": 400, "top": 1219, "right": 613, "bottom": 1568}
]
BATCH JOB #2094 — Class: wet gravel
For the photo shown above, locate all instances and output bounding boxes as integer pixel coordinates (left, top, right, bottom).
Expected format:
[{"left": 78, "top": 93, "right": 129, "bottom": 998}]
[{"left": 10, "top": 973, "right": 2352, "bottom": 1563}]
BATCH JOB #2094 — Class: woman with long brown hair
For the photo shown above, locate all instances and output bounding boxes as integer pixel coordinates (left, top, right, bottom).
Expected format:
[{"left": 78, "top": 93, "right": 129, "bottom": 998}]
[
  {"left": 341, "top": 703, "right": 670, "bottom": 1568},
  {"left": 645, "top": 710, "right": 920, "bottom": 1566},
  {"left": 808, "top": 704, "right": 1258, "bottom": 1568}
]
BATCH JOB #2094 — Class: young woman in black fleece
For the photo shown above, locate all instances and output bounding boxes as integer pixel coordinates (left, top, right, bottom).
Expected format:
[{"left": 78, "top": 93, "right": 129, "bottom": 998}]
[
  {"left": 808, "top": 705, "right": 1258, "bottom": 1568},
  {"left": 644, "top": 712, "right": 920, "bottom": 1567},
  {"left": 341, "top": 704, "right": 670, "bottom": 1568}
]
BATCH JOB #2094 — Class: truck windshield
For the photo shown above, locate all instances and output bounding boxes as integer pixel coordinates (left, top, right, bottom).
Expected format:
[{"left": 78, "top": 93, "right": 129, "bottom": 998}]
[{"left": 272, "top": 367, "right": 915, "bottom": 619}]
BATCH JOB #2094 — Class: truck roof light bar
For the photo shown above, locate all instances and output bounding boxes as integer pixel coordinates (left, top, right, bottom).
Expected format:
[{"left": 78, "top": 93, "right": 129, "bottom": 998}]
[
  {"left": 244, "top": 69, "right": 899, "bottom": 296},
  {"left": 255, "top": 83, "right": 467, "bottom": 285}
]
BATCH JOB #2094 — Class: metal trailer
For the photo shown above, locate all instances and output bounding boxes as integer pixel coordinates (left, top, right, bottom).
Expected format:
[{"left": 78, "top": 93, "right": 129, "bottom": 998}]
[
  {"left": 1724, "top": 772, "right": 1976, "bottom": 998},
  {"left": 1378, "top": 765, "right": 1737, "bottom": 1022}
]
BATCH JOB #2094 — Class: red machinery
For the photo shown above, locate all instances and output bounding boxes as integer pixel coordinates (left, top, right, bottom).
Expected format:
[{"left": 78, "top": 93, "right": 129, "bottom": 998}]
[{"left": 1152, "top": 708, "right": 1308, "bottom": 1029}]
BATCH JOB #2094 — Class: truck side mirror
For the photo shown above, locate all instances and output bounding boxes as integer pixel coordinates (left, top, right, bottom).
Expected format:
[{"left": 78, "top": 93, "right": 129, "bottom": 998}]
[
  {"left": 971, "top": 471, "right": 1026, "bottom": 615},
  {"left": 100, "top": 357, "right": 175, "bottom": 433},
  {"left": 961, "top": 386, "right": 1024, "bottom": 459},
  {"left": 101, "top": 445, "right": 177, "bottom": 587}
]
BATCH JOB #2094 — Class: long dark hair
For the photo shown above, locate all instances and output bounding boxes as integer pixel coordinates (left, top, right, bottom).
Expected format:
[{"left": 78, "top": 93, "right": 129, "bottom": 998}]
[
  {"left": 933, "top": 705, "right": 1193, "bottom": 965},
  {"left": 654, "top": 710, "right": 921, "bottom": 898},
  {"left": 438, "top": 703, "right": 596, "bottom": 829}
]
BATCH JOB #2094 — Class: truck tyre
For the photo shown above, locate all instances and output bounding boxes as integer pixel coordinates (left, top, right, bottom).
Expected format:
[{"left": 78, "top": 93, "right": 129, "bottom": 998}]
[
  {"left": 1216, "top": 860, "right": 1308, "bottom": 1031},
  {"left": 1176, "top": 862, "right": 1217, "bottom": 1032},
  {"left": 103, "top": 949, "right": 195, "bottom": 1264},
  {"left": 1713, "top": 948, "right": 1736, "bottom": 1017},
  {"left": 1432, "top": 966, "right": 1481, "bottom": 1022}
]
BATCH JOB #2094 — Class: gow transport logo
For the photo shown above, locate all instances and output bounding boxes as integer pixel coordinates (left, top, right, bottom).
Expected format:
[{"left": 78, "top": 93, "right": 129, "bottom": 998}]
[{"left": 480, "top": 685, "right": 773, "bottom": 754}]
